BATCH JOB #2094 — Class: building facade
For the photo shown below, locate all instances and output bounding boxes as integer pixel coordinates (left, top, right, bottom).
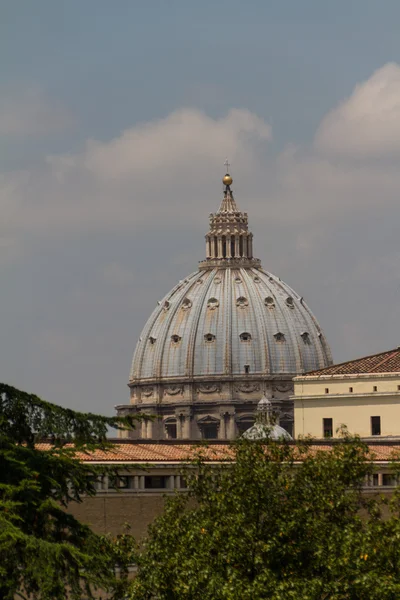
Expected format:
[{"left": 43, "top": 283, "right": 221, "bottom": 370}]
[
  {"left": 117, "top": 170, "right": 332, "bottom": 440},
  {"left": 294, "top": 347, "right": 400, "bottom": 439},
  {"left": 63, "top": 440, "right": 400, "bottom": 540}
]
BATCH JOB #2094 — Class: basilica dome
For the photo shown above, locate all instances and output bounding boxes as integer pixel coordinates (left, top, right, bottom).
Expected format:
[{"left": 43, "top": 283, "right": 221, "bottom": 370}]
[
  {"left": 120, "top": 169, "right": 332, "bottom": 441},
  {"left": 130, "top": 266, "right": 330, "bottom": 382}
]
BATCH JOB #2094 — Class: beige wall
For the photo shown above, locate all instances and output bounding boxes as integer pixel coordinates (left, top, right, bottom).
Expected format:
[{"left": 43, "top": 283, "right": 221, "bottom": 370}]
[
  {"left": 294, "top": 373, "right": 400, "bottom": 438},
  {"left": 68, "top": 493, "right": 169, "bottom": 539}
]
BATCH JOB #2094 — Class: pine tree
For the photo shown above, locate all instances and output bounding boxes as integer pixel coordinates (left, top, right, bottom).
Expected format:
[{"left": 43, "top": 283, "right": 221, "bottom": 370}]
[{"left": 0, "top": 383, "right": 137, "bottom": 600}]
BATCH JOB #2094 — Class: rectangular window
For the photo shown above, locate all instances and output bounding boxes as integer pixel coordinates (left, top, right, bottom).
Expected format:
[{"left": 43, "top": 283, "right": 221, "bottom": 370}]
[
  {"left": 108, "top": 475, "right": 130, "bottom": 489},
  {"left": 398, "top": 385, "right": 400, "bottom": 391},
  {"left": 165, "top": 423, "right": 177, "bottom": 439},
  {"left": 349, "top": 387, "right": 353, "bottom": 393},
  {"left": 371, "top": 416, "right": 381, "bottom": 436},
  {"left": 382, "top": 473, "right": 396, "bottom": 487},
  {"left": 325, "top": 388, "right": 329, "bottom": 394},
  {"left": 323, "top": 418, "right": 333, "bottom": 438},
  {"left": 372, "top": 473, "right": 379, "bottom": 487},
  {"left": 244, "top": 364, "right": 250, "bottom": 374},
  {"left": 373, "top": 385, "right": 378, "bottom": 392},
  {"left": 144, "top": 476, "right": 168, "bottom": 490},
  {"left": 202, "top": 424, "right": 219, "bottom": 440}
]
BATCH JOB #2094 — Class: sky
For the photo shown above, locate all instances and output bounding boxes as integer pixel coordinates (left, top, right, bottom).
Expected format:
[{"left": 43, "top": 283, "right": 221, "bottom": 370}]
[{"left": 2, "top": 1, "right": 400, "bottom": 416}]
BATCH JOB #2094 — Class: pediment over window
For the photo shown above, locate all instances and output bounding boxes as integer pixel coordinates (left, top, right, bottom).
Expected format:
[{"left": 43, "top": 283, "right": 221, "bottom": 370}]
[{"left": 197, "top": 415, "right": 220, "bottom": 424}]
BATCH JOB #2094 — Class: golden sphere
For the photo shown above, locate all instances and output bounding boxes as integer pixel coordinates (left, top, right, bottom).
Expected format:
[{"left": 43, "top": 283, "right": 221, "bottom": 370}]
[{"left": 223, "top": 173, "right": 233, "bottom": 186}]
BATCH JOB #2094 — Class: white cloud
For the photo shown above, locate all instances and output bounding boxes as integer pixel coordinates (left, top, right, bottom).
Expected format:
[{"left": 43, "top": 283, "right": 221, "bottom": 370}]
[
  {"left": 315, "top": 63, "right": 400, "bottom": 157},
  {"left": 0, "top": 86, "right": 73, "bottom": 136},
  {"left": 0, "top": 108, "right": 272, "bottom": 237}
]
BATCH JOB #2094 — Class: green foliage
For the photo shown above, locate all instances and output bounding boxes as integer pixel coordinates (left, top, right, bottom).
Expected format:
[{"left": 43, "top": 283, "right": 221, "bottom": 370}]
[
  {"left": 0, "top": 383, "right": 137, "bottom": 600},
  {"left": 131, "top": 436, "right": 400, "bottom": 600}
]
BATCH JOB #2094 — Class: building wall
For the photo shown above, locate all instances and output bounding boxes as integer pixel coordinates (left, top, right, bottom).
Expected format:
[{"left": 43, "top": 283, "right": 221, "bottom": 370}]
[
  {"left": 68, "top": 493, "right": 169, "bottom": 539},
  {"left": 294, "top": 373, "right": 400, "bottom": 438},
  {"left": 68, "top": 462, "right": 398, "bottom": 541}
]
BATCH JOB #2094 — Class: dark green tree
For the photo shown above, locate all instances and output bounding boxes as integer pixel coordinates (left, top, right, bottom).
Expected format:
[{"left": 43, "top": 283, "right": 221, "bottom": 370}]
[
  {"left": 131, "top": 436, "right": 400, "bottom": 600},
  {"left": 0, "top": 383, "right": 137, "bottom": 600}
]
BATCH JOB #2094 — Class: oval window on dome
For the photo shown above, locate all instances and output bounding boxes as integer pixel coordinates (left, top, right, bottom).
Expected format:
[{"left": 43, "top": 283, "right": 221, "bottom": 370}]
[
  {"left": 274, "top": 332, "right": 285, "bottom": 343},
  {"left": 286, "top": 296, "right": 295, "bottom": 308},
  {"left": 149, "top": 336, "right": 157, "bottom": 345},
  {"left": 204, "top": 333, "right": 216, "bottom": 343},
  {"left": 207, "top": 297, "right": 219, "bottom": 310},
  {"left": 196, "top": 279, "right": 203, "bottom": 284},
  {"left": 236, "top": 296, "right": 248, "bottom": 309},
  {"left": 254, "top": 276, "right": 260, "bottom": 283},
  {"left": 240, "top": 332, "right": 252, "bottom": 342},
  {"left": 214, "top": 277, "right": 222, "bottom": 285},
  {"left": 301, "top": 331, "right": 310, "bottom": 345},
  {"left": 162, "top": 300, "right": 171, "bottom": 312},
  {"left": 181, "top": 298, "right": 192, "bottom": 311},
  {"left": 171, "top": 334, "right": 182, "bottom": 344},
  {"left": 264, "top": 296, "right": 275, "bottom": 308},
  {"left": 235, "top": 276, "right": 242, "bottom": 284}
]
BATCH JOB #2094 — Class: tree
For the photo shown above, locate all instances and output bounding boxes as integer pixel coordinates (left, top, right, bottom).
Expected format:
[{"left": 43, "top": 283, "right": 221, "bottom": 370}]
[
  {"left": 131, "top": 436, "right": 400, "bottom": 600},
  {"left": 0, "top": 383, "right": 137, "bottom": 600}
]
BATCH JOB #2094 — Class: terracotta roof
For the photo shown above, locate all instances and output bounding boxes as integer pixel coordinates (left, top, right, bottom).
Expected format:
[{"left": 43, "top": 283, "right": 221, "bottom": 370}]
[
  {"left": 35, "top": 442, "right": 234, "bottom": 463},
  {"left": 304, "top": 348, "right": 400, "bottom": 376},
  {"left": 34, "top": 442, "right": 400, "bottom": 463}
]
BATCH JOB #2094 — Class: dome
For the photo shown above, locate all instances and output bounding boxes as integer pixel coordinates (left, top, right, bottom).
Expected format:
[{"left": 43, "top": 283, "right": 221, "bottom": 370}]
[
  {"left": 242, "top": 395, "right": 293, "bottom": 441},
  {"left": 121, "top": 167, "right": 332, "bottom": 442},
  {"left": 130, "top": 267, "right": 331, "bottom": 381}
]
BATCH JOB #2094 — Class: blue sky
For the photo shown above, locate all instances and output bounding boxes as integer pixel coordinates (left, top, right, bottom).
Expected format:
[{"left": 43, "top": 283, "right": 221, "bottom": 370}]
[{"left": 2, "top": 1, "right": 400, "bottom": 415}]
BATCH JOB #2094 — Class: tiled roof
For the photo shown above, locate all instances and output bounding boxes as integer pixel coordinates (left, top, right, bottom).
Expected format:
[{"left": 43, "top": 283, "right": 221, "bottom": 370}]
[
  {"left": 35, "top": 441, "right": 400, "bottom": 463},
  {"left": 35, "top": 442, "right": 234, "bottom": 463},
  {"left": 304, "top": 348, "right": 400, "bottom": 376}
]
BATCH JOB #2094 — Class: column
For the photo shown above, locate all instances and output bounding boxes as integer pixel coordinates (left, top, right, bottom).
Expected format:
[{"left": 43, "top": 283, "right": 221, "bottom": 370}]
[
  {"left": 242, "top": 235, "right": 248, "bottom": 258},
  {"left": 248, "top": 235, "right": 253, "bottom": 259},
  {"left": 133, "top": 475, "right": 139, "bottom": 490},
  {"left": 226, "top": 234, "right": 232, "bottom": 258},
  {"left": 141, "top": 420, "right": 147, "bottom": 439},
  {"left": 182, "top": 416, "right": 191, "bottom": 439},
  {"left": 206, "top": 236, "right": 211, "bottom": 259},
  {"left": 175, "top": 475, "right": 181, "bottom": 490},
  {"left": 217, "top": 237, "right": 223, "bottom": 259},
  {"left": 227, "top": 413, "right": 236, "bottom": 439},
  {"left": 235, "top": 235, "right": 240, "bottom": 258},
  {"left": 139, "top": 475, "right": 145, "bottom": 490}
]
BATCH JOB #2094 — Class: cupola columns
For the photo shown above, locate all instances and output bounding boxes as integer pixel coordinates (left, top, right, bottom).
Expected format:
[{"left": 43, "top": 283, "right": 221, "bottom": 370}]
[{"left": 199, "top": 167, "right": 260, "bottom": 269}]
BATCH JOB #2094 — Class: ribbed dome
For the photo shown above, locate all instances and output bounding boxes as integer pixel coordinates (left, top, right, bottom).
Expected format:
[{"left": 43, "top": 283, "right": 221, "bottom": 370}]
[
  {"left": 130, "top": 266, "right": 331, "bottom": 382},
  {"left": 120, "top": 169, "right": 333, "bottom": 443}
]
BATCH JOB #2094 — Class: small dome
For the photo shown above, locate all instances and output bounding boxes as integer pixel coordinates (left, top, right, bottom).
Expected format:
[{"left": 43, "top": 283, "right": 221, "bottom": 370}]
[
  {"left": 242, "top": 394, "right": 293, "bottom": 441},
  {"left": 242, "top": 422, "right": 292, "bottom": 441}
]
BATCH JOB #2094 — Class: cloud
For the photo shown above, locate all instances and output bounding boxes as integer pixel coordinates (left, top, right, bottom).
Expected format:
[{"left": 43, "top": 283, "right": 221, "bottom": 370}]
[
  {"left": 3, "top": 68, "right": 400, "bottom": 414},
  {"left": 0, "top": 85, "right": 73, "bottom": 136},
  {"left": 315, "top": 63, "right": 400, "bottom": 157},
  {"left": 0, "top": 108, "right": 271, "bottom": 238}
]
